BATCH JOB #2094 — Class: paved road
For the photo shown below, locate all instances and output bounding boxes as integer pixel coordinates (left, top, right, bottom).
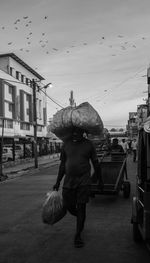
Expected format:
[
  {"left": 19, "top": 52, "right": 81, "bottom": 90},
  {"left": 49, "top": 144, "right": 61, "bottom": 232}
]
[{"left": 0, "top": 156, "right": 150, "bottom": 263}]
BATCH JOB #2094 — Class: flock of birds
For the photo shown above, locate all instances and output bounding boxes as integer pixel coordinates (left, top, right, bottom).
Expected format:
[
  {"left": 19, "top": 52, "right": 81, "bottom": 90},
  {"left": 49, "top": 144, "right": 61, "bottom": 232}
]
[
  {"left": 1, "top": 15, "right": 51, "bottom": 54},
  {"left": 1, "top": 14, "right": 148, "bottom": 58}
]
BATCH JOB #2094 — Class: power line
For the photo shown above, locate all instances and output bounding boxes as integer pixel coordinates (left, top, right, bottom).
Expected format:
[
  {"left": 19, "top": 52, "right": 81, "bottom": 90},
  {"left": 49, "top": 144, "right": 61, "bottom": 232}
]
[{"left": 0, "top": 77, "right": 64, "bottom": 109}]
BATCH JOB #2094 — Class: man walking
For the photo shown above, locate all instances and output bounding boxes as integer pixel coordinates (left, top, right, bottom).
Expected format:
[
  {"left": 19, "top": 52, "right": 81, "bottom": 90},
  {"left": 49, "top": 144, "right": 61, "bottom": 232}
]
[
  {"left": 53, "top": 127, "right": 103, "bottom": 248},
  {"left": 131, "top": 138, "right": 138, "bottom": 162}
]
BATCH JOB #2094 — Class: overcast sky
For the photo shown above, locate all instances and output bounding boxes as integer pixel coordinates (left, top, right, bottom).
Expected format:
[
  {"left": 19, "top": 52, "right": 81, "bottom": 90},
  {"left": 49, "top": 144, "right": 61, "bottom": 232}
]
[{"left": 0, "top": 0, "right": 150, "bottom": 128}]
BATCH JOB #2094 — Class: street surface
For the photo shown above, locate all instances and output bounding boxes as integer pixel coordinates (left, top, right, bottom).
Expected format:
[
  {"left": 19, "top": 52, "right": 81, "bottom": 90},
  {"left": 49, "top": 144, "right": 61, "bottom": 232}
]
[{"left": 0, "top": 155, "right": 150, "bottom": 263}]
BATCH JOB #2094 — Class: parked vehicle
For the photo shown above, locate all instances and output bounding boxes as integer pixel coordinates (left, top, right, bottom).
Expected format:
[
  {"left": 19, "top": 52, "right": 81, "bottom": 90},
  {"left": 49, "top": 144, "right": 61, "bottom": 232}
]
[
  {"left": 131, "top": 118, "right": 150, "bottom": 247},
  {"left": 3, "top": 146, "right": 23, "bottom": 162},
  {"left": 2, "top": 147, "right": 13, "bottom": 162}
]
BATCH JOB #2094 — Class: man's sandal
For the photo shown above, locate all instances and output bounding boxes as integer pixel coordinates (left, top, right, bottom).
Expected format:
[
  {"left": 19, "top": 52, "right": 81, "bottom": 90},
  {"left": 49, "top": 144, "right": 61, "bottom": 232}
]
[{"left": 74, "top": 236, "right": 84, "bottom": 248}]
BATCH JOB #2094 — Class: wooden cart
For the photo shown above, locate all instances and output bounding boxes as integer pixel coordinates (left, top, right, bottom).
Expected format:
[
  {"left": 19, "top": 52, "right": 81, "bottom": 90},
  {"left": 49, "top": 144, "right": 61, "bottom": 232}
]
[{"left": 91, "top": 152, "right": 130, "bottom": 198}]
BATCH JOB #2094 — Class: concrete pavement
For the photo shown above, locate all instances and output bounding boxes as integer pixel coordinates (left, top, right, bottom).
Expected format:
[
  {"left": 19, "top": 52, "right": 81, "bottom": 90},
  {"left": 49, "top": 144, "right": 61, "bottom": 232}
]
[{"left": 1, "top": 153, "right": 60, "bottom": 181}]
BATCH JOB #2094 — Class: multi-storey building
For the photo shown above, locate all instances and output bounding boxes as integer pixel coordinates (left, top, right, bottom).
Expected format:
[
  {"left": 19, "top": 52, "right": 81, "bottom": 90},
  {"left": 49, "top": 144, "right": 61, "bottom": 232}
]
[
  {"left": 126, "top": 112, "right": 138, "bottom": 139},
  {"left": 0, "top": 53, "right": 47, "bottom": 147}
]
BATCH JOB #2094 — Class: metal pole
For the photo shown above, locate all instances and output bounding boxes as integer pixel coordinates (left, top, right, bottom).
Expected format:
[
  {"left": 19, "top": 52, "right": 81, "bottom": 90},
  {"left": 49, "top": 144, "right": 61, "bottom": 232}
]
[
  {"left": 32, "top": 79, "right": 38, "bottom": 168},
  {"left": 0, "top": 118, "right": 4, "bottom": 178}
]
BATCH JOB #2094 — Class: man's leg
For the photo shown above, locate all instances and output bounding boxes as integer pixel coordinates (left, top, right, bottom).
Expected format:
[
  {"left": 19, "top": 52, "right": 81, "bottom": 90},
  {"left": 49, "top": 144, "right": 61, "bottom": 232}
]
[
  {"left": 74, "top": 203, "right": 86, "bottom": 247},
  {"left": 62, "top": 188, "right": 77, "bottom": 216},
  {"left": 76, "top": 203, "right": 86, "bottom": 235}
]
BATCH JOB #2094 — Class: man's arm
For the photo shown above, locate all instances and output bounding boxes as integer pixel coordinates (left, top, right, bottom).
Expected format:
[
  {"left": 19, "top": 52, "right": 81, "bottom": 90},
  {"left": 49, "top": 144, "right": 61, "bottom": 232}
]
[
  {"left": 90, "top": 142, "right": 104, "bottom": 187},
  {"left": 53, "top": 146, "right": 66, "bottom": 191}
]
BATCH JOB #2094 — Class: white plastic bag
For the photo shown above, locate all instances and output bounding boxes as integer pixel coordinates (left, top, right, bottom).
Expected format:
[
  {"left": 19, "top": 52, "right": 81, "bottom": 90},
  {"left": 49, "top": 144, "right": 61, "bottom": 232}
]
[{"left": 42, "top": 191, "right": 67, "bottom": 225}]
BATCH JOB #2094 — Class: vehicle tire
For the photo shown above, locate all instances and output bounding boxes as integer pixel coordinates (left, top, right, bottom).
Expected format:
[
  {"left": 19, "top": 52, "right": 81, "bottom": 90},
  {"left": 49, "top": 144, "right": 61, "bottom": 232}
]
[
  {"left": 123, "top": 181, "right": 131, "bottom": 198},
  {"left": 133, "top": 222, "right": 142, "bottom": 242}
]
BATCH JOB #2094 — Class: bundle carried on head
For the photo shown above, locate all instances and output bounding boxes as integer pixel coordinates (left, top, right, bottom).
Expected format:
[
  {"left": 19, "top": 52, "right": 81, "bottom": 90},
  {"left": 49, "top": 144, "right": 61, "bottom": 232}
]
[{"left": 51, "top": 102, "right": 104, "bottom": 141}]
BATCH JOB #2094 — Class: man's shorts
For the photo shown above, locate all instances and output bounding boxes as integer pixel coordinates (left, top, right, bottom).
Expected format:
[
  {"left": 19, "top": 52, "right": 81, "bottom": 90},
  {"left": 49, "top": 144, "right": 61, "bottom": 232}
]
[{"left": 62, "top": 185, "right": 90, "bottom": 206}]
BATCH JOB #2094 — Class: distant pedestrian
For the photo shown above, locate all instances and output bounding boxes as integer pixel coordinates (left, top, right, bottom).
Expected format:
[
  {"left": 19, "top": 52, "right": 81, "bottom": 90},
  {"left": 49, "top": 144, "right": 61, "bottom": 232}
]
[
  {"left": 127, "top": 140, "right": 132, "bottom": 154},
  {"left": 120, "top": 139, "right": 128, "bottom": 153},
  {"left": 131, "top": 138, "right": 138, "bottom": 162},
  {"left": 53, "top": 127, "right": 103, "bottom": 248}
]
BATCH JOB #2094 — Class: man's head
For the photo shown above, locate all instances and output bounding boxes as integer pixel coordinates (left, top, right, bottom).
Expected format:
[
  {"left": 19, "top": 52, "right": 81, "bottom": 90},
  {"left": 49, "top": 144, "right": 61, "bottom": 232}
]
[
  {"left": 112, "top": 138, "right": 119, "bottom": 145},
  {"left": 72, "top": 127, "right": 84, "bottom": 142}
]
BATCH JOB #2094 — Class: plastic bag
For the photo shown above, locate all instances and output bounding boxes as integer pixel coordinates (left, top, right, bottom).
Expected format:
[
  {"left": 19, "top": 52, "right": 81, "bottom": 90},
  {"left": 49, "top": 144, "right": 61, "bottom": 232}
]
[{"left": 42, "top": 191, "right": 67, "bottom": 225}]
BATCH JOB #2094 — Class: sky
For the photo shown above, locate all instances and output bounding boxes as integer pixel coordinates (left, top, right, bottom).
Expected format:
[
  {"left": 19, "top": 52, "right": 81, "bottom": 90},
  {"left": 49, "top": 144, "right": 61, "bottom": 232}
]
[{"left": 0, "top": 0, "right": 150, "bottom": 129}]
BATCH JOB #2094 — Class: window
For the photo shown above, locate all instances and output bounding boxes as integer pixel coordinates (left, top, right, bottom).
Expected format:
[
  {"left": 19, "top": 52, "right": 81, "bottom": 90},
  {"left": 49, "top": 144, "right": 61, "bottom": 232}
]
[
  {"left": 26, "top": 94, "right": 30, "bottom": 102},
  {"left": 39, "top": 100, "right": 42, "bottom": 119},
  {"left": 4, "top": 120, "right": 13, "bottom": 129},
  {"left": 9, "top": 86, "right": 13, "bottom": 95},
  {"left": 21, "top": 75, "right": 25, "bottom": 83},
  {"left": 20, "top": 122, "right": 30, "bottom": 130},
  {"left": 26, "top": 108, "right": 29, "bottom": 115},
  {"left": 26, "top": 78, "right": 31, "bottom": 86},
  {"left": 26, "top": 78, "right": 29, "bottom": 85},
  {"left": 16, "top": 71, "right": 19, "bottom": 80},
  {"left": 10, "top": 67, "right": 13, "bottom": 76},
  {"left": 9, "top": 103, "right": 13, "bottom": 112},
  {"left": 37, "top": 125, "right": 42, "bottom": 132}
]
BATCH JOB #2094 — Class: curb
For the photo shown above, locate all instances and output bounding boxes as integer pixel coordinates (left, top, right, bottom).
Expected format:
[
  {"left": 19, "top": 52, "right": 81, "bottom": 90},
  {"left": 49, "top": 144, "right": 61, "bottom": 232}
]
[{"left": 1, "top": 159, "right": 60, "bottom": 183}]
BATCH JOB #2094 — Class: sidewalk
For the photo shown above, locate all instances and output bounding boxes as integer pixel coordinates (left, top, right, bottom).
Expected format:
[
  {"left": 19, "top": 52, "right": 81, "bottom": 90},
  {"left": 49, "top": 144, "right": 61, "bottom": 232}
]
[{"left": 1, "top": 153, "right": 60, "bottom": 181}]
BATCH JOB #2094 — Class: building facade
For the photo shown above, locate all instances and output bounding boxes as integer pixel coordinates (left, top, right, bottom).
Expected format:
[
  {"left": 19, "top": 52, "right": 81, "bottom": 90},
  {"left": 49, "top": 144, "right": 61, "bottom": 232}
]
[{"left": 0, "top": 53, "right": 47, "bottom": 153}]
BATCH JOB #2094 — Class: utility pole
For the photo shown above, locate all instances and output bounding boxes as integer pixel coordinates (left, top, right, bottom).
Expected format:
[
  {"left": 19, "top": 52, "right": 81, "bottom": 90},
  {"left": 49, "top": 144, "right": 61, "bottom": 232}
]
[
  {"left": 147, "top": 67, "right": 150, "bottom": 116},
  {"left": 0, "top": 118, "right": 4, "bottom": 179},
  {"left": 32, "top": 79, "right": 38, "bottom": 168}
]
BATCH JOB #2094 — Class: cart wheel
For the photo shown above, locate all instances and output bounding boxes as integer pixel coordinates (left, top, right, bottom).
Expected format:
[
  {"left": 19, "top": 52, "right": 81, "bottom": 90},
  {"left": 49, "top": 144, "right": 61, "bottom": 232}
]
[
  {"left": 123, "top": 181, "right": 131, "bottom": 198},
  {"left": 133, "top": 222, "right": 142, "bottom": 242}
]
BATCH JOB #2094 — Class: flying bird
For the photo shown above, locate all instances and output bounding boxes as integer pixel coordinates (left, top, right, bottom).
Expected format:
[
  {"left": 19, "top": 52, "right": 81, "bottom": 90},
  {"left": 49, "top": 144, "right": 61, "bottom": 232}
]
[
  {"left": 42, "top": 33, "right": 45, "bottom": 36},
  {"left": 118, "top": 35, "right": 124, "bottom": 38},
  {"left": 29, "top": 32, "right": 32, "bottom": 35},
  {"left": 25, "top": 24, "right": 29, "bottom": 27},
  {"left": 14, "top": 19, "right": 20, "bottom": 24},
  {"left": 15, "top": 27, "right": 18, "bottom": 30},
  {"left": 52, "top": 48, "right": 58, "bottom": 51},
  {"left": 8, "top": 42, "right": 12, "bottom": 45},
  {"left": 44, "top": 16, "right": 48, "bottom": 19},
  {"left": 23, "top": 16, "right": 28, "bottom": 19},
  {"left": 102, "top": 37, "right": 105, "bottom": 39}
]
